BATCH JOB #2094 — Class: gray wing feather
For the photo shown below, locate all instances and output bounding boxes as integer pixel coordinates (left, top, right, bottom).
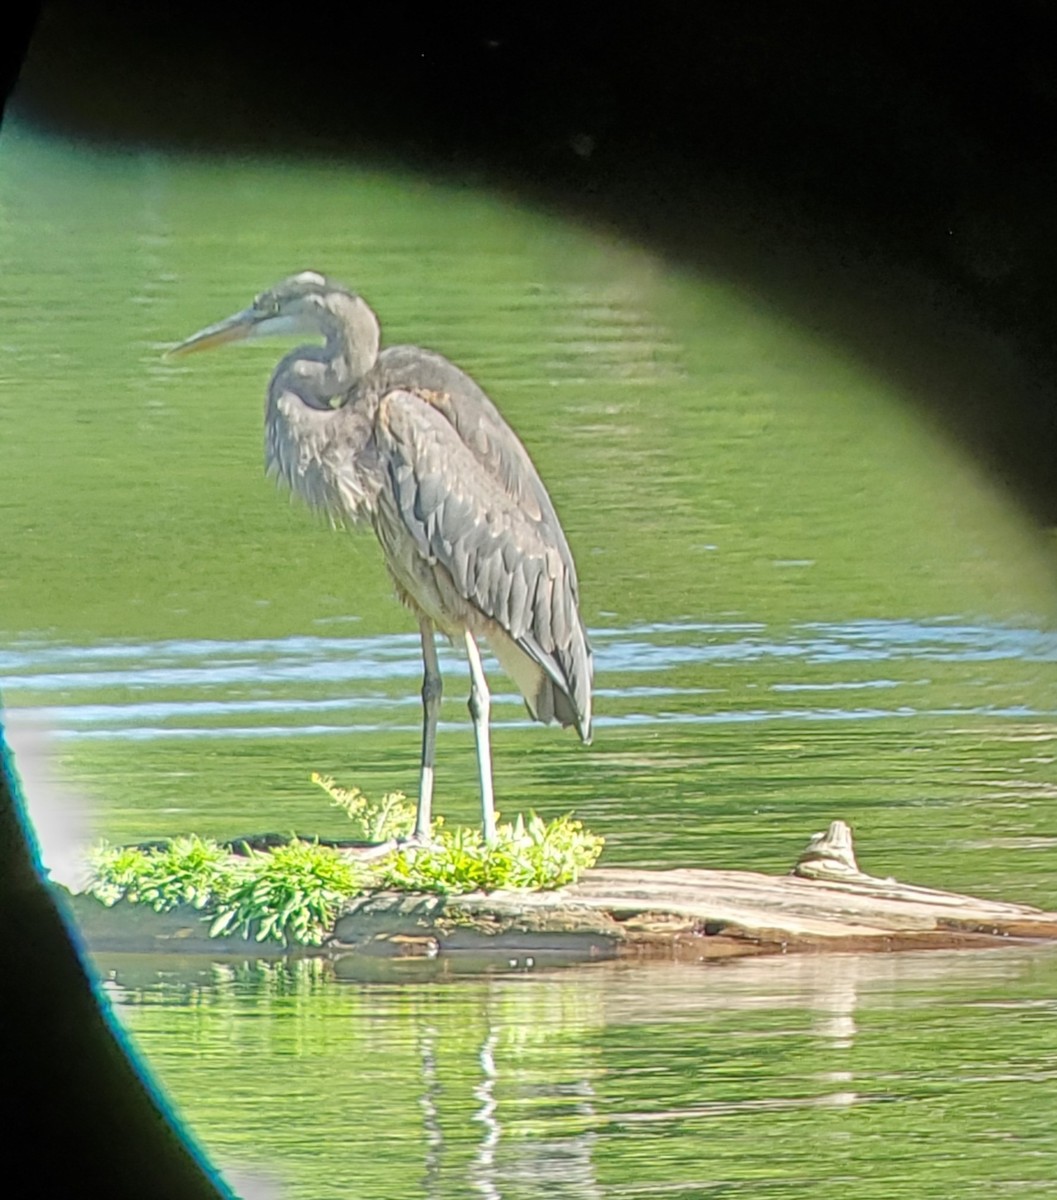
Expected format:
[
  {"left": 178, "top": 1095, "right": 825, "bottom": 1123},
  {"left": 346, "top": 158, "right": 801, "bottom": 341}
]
[
  {"left": 378, "top": 388, "right": 592, "bottom": 735},
  {"left": 377, "top": 347, "right": 582, "bottom": 592}
]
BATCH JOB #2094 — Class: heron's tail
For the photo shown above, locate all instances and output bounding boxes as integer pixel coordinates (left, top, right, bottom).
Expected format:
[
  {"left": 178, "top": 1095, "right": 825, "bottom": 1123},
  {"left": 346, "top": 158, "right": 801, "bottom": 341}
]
[
  {"left": 550, "top": 680, "right": 593, "bottom": 744},
  {"left": 489, "top": 629, "right": 592, "bottom": 743}
]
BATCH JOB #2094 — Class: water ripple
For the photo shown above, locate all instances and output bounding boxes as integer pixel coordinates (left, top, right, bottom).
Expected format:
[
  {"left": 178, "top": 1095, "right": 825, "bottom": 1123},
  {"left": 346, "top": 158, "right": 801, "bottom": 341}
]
[{"left": 1, "top": 618, "right": 1052, "bottom": 742}]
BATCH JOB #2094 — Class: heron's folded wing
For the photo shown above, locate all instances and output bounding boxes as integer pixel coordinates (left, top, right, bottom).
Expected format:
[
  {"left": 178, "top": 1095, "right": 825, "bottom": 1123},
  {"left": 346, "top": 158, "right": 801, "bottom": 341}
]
[
  {"left": 377, "top": 388, "right": 591, "bottom": 723},
  {"left": 378, "top": 347, "right": 583, "bottom": 599}
]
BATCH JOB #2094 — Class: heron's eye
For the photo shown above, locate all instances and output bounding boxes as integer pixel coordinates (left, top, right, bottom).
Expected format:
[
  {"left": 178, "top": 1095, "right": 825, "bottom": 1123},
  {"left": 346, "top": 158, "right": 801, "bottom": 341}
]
[{"left": 254, "top": 293, "right": 280, "bottom": 317}]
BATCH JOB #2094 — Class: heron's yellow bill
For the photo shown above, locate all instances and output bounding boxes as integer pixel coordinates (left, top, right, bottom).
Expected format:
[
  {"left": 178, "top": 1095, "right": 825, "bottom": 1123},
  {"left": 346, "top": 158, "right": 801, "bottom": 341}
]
[{"left": 166, "top": 310, "right": 257, "bottom": 359}]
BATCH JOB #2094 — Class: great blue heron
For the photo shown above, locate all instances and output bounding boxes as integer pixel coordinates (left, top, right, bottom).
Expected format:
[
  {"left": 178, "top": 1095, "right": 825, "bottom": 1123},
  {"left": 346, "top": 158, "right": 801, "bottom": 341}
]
[{"left": 169, "top": 271, "right": 593, "bottom": 844}]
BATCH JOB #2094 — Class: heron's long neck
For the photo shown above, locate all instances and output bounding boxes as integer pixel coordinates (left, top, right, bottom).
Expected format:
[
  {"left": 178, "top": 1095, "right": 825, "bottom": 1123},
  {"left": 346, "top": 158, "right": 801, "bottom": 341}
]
[
  {"left": 265, "top": 353, "right": 382, "bottom": 524},
  {"left": 275, "top": 293, "right": 381, "bottom": 405},
  {"left": 264, "top": 291, "right": 384, "bottom": 520},
  {"left": 325, "top": 292, "right": 380, "bottom": 390}
]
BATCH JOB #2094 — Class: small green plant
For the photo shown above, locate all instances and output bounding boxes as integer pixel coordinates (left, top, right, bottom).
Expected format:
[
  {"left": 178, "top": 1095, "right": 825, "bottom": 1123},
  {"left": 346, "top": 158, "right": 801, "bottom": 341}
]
[
  {"left": 88, "top": 835, "right": 233, "bottom": 912},
  {"left": 380, "top": 812, "right": 604, "bottom": 894},
  {"left": 209, "top": 840, "right": 364, "bottom": 946},
  {"left": 311, "top": 772, "right": 417, "bottom": 841}
]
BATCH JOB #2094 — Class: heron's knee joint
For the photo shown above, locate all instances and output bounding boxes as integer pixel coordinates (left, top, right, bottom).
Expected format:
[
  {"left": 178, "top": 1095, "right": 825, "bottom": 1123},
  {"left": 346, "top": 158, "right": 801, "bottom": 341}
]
[
  {"left": 467, "top": 689, "right": 490, "bottom": 723},
  {"left": 422, "top": 674, "right": 443, "bottom": 704}
]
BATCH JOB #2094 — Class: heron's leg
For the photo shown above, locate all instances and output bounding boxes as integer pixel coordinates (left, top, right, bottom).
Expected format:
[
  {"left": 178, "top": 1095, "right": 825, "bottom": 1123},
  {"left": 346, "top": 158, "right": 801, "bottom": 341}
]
[
  {"left": 416, "top": 618, "right": 442, "bottom": 840},
  {"left": 464, "top": 631, "right": 497, "bottom": 844}
]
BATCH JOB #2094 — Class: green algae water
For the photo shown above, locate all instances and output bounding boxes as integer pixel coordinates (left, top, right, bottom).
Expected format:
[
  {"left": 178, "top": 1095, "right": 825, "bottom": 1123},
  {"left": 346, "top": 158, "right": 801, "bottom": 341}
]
[{"left": 2, "top": 127, "right": 1056, "bottom": 1197}]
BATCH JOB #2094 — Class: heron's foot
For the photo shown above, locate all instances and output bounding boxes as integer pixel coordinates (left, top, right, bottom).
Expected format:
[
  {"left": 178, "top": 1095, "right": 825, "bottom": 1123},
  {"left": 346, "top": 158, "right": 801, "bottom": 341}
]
[
  {"left": 338, "top": 831, "right": 436, "bottom": 863},
  {"left": 397, "top": 830, "right": 438, "bottom": 855},
  {"left": 343, "top": 837, "right": 405, "bottom": 863}
]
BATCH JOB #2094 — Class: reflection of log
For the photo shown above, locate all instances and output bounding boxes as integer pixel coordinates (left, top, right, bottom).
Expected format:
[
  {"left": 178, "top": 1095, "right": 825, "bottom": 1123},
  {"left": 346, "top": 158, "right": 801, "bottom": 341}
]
[{"left": 71, "top": 821, "right": 1057, "bottom": 963}]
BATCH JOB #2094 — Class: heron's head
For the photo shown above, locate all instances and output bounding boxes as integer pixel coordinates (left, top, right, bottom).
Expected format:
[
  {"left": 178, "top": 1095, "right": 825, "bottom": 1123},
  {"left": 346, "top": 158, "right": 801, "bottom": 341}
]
[{"left": 167, "top": 271, "right": 380, "bottom": 367}]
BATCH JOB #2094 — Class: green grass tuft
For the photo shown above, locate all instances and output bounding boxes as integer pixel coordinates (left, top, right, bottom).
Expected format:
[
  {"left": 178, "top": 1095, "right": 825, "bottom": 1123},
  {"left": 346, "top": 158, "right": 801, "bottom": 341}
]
[
  {"left": 209, "top": 841, "right": 365, "bottom": 946},
  {"left": 88, "top": 835, "right": 233, "bottom": 912},
  {"left": 379, "top": 812, "right": 604, "bottom": 894}
]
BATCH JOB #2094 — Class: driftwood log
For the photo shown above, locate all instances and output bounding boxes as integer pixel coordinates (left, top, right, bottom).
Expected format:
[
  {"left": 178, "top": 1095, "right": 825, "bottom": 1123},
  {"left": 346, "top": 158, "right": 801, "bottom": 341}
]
[{"left": 69, "top": 822, "right": 1057, "bottom": 967}]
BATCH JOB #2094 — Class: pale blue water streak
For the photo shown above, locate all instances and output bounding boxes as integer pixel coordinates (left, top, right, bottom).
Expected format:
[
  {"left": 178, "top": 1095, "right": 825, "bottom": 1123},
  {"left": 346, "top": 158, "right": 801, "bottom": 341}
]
[{"left": 0, "top": 618, "right": 1053, "bottom": 742}]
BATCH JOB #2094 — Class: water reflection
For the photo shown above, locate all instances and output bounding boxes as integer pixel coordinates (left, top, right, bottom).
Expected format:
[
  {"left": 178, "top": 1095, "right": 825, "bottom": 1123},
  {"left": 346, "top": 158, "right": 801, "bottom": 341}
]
[
  {"left": 94, "top": 947, "right": 1057, "bottom": 1199},
  {"left": 470, "top": 1029, "right": 500, "bottom": 1200},
  {"left": 418, "top": 1027, "right": 443, "bottom": 1195}
]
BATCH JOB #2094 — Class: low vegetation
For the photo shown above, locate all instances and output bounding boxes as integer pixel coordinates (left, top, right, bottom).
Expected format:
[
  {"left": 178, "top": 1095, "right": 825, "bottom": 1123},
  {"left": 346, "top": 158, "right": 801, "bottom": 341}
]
[
  {"left": 380, "top": 813, "right": 603, "bottom": 894},
  {"left": 311, "top": 773, "right": 416, "bottom": 842},
  {"left": 87, "top": 781, "right": 604, "bottom": 947},
  {"left": 209, "top": 839, "right": 366, "bottom": 946},
  {"left": 89, "top": 835, "right": 234, "bottom": 913}
]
